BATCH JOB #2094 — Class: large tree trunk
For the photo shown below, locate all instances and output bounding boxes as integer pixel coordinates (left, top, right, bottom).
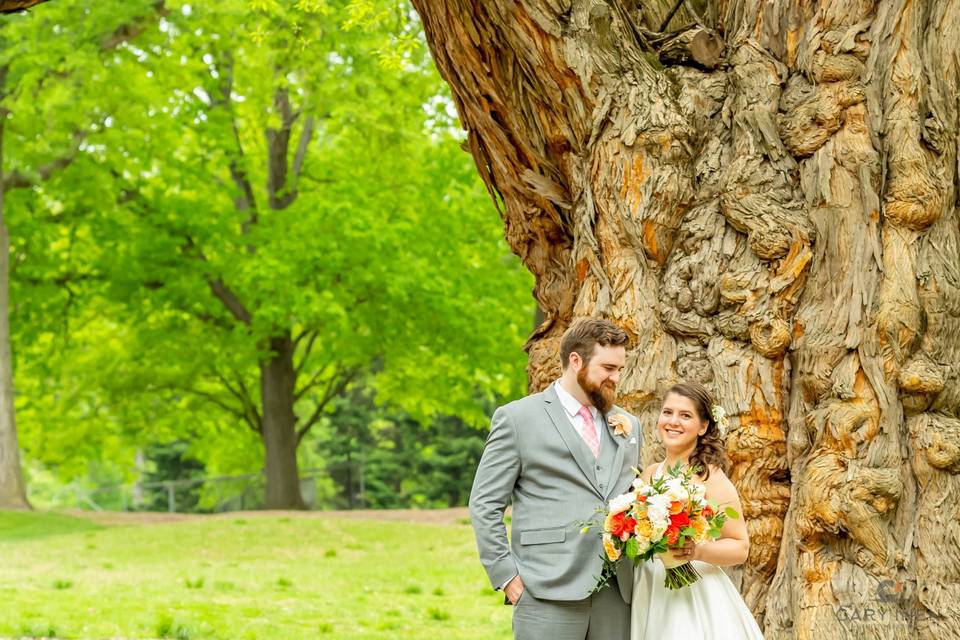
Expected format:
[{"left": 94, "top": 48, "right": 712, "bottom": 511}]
[
  {"left": 0, "top": 108, "right": 30, "bottom": 511},
  {"left": 412, "top": 0, "right": 960, "bottom": 637},
  {"left": 0, "top": 0, "right": 50, "bottom": 14},
  {"left": 260, "top": 332, "right": 306, "bottom": 510}
]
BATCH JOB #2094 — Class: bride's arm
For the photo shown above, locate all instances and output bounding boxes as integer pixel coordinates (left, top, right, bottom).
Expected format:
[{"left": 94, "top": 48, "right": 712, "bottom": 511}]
[{"left": 692, "top": 467, "right": 749, "bottom": 567}]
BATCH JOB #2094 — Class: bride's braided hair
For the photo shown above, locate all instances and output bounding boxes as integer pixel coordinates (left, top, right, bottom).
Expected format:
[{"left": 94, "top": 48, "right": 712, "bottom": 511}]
[{"left": 666, "top": 382, "right": 729, "bottom": 480}]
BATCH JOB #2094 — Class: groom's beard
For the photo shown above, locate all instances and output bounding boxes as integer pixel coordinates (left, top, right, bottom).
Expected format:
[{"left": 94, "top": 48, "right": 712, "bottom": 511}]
[{"left": 577, "top": 367, "right": 616, "bottom": 413}]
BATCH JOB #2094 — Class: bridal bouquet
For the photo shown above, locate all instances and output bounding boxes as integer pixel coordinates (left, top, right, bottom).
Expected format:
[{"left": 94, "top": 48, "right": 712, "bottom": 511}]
[{"left": 587, "top": 463, "right": 738, "bottom": 590}]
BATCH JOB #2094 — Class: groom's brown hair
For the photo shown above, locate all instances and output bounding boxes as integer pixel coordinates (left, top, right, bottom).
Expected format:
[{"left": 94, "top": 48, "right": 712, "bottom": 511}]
[{"left": 559, "top": 318, "right": 629, "bottom": 369}]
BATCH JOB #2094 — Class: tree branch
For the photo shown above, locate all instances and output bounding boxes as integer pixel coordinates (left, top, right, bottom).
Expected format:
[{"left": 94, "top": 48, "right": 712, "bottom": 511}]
[
  {"left": 100, "top": 1, "right": 169, "bottom": 50},
  {"left": 658, "top": 0, "right": 686, "bottom": 31},
  {"left": 2, "top": 131, "right": 87, "bottom": 191},
  {"left": 292, "top": 326, "right": 313, "bottom": 348},
  {"left": 207, "top": 277, "right": 252, "bottom": 325},
  {"left": 293, "top": 330, "right": 319, "bottom": 376},
  {"left": 170, "top": 384, "right": 260, "bottom": 435},
  {"left": 295, "top": 368, "right": 358, "bottom": 445},
  {"left": 290, "top": 115, "right": 314, "bottom": 184},
  {"left": 15, "top": 271, "right": 102, "bottom": 287},
  {"left": 210, "top": 52, "right": 258, "bottom": 224},
  {"left": 188, "top": 388, "right": 247, "bottom": 420},
  {"left": 177, "top": 235, "right": 253, "bottom": 326},
  {"left": 211, "top": 367, "right": 262, "bottom": 433},
  {"left": 266, "top": 86, "right": 313, "bottom": 211},
  {"left": 233, "top": 374, "right": 261, "bottom": 429},
  {"left": 293, "top": 359, "right": 330, "bottom": 403}
]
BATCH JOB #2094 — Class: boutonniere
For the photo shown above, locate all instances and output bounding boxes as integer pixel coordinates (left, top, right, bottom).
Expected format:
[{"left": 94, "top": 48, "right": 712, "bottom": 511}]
[{"left": 607, "top": 413, "right": 632, "bottom": 438}]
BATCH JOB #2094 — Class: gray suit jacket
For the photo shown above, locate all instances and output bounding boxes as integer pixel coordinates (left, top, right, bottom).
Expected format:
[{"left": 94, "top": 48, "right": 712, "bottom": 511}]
[{"left": 469, "top": 384, "right": 642, "bottom": 602}]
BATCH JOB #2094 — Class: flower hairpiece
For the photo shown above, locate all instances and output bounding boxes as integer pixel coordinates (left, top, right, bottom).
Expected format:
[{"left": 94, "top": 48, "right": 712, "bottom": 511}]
[{"left": 710, "top": 404, "right": 729, "bottom": 437}]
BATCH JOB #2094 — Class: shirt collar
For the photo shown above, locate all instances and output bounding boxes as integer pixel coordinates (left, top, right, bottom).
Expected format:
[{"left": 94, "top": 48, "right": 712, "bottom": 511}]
[{"left": 554, "top": 380, "right": 597, "bottom": 419}]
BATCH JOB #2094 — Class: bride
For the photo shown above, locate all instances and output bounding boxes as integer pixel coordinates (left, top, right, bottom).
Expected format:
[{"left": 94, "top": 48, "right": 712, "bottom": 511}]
[{"left": 631, "top": 382, "right": 764, "bottom": 640}]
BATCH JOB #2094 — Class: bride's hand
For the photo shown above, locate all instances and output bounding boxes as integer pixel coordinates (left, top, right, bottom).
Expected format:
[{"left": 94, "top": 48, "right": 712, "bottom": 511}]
[{"left": 670, "top": 539, "right": 696, "bottom": 561}]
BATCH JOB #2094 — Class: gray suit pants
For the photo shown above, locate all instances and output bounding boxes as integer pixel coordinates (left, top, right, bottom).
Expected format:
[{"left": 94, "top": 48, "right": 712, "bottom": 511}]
[{"left": 512, "top": 585, "right": 630, "bottom": 640}]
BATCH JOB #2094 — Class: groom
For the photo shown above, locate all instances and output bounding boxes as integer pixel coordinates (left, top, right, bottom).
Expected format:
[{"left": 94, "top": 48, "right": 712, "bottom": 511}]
[{"left": 469, "top": 318, "right": 641, "bottom": 640}]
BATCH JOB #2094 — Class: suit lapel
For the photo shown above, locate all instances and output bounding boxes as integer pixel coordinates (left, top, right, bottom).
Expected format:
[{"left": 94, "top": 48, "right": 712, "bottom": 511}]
[
  {"left": 542, "top": 385, "right": 602, "bottom": 496},
  {"left": 603, "top": 410, "right": 628, "bottom": 499}
]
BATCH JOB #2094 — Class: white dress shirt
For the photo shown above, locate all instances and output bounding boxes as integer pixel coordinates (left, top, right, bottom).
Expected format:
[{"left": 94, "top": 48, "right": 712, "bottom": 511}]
[{"left": 554, "top": 380, "right": 601, "bottom": 455}]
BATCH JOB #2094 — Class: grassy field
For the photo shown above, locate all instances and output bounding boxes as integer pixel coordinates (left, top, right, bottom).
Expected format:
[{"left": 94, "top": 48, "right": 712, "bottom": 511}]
[{"left": 0, "top": 510, "right": 511, "bottom": 640}]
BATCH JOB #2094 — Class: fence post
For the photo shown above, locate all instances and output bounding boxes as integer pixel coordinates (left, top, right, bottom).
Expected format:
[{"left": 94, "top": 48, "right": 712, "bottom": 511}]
[
  {"left": 132, "top": 449, "right": 145, "bottom": 509},
  {"left": 359, "top": 461, "right": 365, "bottom": 507},
  {"left": 167, "top": 482, "right": 176, "bottom": 513}
]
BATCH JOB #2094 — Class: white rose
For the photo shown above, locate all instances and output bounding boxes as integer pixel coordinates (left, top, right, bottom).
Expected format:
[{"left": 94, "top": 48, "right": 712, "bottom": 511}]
[
  {"left": 608, "top": 491, "right": 636, "bottom": 515},
  {"left": 651, "top": 518, "right": 668, "bottom": 540},
  {"left": 646, "top": 493, "right": 671, "bottom": 511},
  {"left": 635, "top": 536, "right": 651, "bottom": 554},
  {"left": 664, "top": 478, "right": 689, "bottom": 503},
  {"left": 647, "top": 495, "right": 670, "bottom": 538}
]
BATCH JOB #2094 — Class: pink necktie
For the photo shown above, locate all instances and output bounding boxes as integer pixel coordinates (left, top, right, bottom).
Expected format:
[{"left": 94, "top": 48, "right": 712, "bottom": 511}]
[{"left": 577, "top": 406, "right": 600, "bottom": 458}]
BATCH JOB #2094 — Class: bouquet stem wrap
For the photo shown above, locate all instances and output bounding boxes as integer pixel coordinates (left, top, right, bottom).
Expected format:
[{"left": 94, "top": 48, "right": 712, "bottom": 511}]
[{"left": 657, "top": 552, "right": 702, "bottom": 590}]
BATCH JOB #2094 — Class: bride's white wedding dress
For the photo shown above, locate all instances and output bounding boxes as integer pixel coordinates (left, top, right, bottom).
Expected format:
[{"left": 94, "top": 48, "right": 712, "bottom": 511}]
[
  {"left": 630, "top": 462, "right": 764, "bottom": 639},
  {"left": 631, "top": 558, "right": 764, "bottom": 639}
]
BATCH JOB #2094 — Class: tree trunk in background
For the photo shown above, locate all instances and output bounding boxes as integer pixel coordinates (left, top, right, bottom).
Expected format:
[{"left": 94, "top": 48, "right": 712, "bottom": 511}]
[
  {"left": 412, "top": 0, "right": 960, "bottom": 637},
  {"left": 0, "top": 110, "right": 30, "bottom": 510},
  {"left": 260, "top": 333, "right": 306, "bottom": 510}
]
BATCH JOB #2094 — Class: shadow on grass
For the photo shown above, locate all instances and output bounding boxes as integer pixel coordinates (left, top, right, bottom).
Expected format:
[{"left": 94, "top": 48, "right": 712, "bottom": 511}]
[{"left": 0, "top": 511, "right": 105, "bottom": 543}]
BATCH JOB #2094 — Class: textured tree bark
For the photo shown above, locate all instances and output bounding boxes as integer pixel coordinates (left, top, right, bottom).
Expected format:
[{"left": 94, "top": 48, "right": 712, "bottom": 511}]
[
  {"left": 413, "top": 0, "right": 960, "bottom": 637},
  {"left": 0, "top": 0, "right": 50, "bottom": 14}
]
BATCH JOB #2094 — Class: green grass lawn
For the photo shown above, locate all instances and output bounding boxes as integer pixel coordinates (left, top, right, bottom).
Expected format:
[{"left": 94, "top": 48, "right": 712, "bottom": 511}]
[{"left": 0, "top": 511, "right": 511, "bottom": 640}]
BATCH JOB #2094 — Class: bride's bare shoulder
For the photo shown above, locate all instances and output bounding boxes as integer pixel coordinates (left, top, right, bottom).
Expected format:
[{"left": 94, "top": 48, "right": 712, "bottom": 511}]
[
  {"left": 639, "top": 463, "right": 659, "bottom": 481},
  {"left": 706, "top": 464, "right": 728, "bottom": 479},
  {"left": 705, "top": 465, "right": 739, "bottom": 496}
]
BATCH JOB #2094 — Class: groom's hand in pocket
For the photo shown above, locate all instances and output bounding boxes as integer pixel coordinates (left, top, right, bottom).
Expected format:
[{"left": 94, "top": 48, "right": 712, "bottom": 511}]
[{"left": 504, "top": 575, "right": 524, "bottom": 605}]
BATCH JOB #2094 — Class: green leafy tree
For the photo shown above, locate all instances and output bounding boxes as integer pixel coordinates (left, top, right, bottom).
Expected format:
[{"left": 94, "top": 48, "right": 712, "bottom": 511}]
[
  {"left": 0, "top": 0, "right": 163, "bottom": 509},
  {"left": 10, "top": 0, "right": 533, "bottom": 508},
  {"left": 140, "top": 440, "right": 205, "bottom": 512},
  {"left": 318, "top": 384, "right": 486, "bottom": 509}
]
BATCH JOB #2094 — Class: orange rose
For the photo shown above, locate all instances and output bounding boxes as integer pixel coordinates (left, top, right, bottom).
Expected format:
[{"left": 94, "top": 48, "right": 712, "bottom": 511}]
[
  {"left": 634, "top": 516, "right": 653, "bottom": 540},
  {"left": 607, "top": 512, "right": 637, "bottom": 540},
  {"left": 691, "top": 517, "right": 708, "bottom": 539},
  {"left": 666, "top": 526, "right": 680, "bottom": 545},
  {"left": 603, "top": 534, "right": 621, "bottom": 561}
]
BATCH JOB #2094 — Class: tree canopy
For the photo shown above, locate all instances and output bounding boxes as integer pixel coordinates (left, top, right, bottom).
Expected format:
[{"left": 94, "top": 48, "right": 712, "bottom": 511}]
[{"left": 2, "top": 0, "right": 533, "bottom": 501}]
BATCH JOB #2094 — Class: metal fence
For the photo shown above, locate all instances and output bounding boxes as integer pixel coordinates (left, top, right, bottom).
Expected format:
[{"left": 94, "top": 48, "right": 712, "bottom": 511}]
[{"left": 50, "top": 467, "right": 341, "bottom": 513}]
